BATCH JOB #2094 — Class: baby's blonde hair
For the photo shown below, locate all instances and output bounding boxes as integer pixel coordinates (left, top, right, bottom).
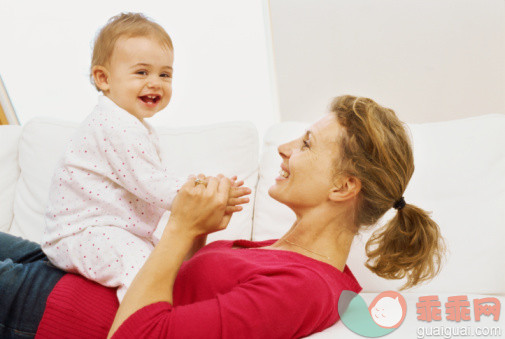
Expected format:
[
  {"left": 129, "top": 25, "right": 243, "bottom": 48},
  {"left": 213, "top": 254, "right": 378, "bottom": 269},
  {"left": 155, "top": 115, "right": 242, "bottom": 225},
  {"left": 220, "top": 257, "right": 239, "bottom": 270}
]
[{"left": 90, "top": 12, "right": 173, "bottom": 90}]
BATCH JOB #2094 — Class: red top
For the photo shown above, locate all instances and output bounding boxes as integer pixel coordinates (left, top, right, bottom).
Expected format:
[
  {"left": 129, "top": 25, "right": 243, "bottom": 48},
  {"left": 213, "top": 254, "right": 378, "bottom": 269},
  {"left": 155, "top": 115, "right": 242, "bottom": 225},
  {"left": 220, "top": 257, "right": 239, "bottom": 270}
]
[{"left": 36, "top": 239, "right": 361, "bottom": 338}]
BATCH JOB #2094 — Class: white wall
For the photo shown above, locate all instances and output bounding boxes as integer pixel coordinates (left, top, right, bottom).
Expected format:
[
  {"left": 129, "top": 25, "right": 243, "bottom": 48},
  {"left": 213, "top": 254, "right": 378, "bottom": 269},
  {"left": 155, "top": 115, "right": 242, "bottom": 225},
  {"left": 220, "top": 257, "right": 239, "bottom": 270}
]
[
  {"left": 3, "top": 0, "right": 503, "bottom": 129},
  {"left": 0, "top": 0, "right": 278, "bottom": 134},
  {"left": 270, "top": 0, "right": 505, "bottom": 123}
]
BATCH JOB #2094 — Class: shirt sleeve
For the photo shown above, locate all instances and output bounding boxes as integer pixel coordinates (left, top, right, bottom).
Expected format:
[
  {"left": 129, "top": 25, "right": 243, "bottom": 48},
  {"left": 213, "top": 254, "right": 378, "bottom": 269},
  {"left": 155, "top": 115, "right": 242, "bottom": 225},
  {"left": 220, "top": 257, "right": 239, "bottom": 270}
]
[
  {"left": 97, "top": 126, "right": 184, "bottom": 210},
  {"left": 112, "top": 269, "right": 340, "bottom": 339}
]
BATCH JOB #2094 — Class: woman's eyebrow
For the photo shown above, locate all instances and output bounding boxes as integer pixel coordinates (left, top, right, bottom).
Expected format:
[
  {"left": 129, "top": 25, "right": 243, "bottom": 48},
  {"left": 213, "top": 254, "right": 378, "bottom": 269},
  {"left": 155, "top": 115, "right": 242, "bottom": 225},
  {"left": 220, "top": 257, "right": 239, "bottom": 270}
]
[{"left": 304, "top": 130, "right": 314, "bottom": 142}]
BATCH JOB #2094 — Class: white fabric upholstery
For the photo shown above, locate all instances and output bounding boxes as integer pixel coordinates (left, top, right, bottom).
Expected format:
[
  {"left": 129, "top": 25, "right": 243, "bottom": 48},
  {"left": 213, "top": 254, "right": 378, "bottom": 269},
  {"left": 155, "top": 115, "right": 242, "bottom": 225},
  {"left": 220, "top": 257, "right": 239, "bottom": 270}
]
[
  {"left": 9, "top": 118, "right": 258, "bottom": 243},
  {"left": 0, "top": 125, "right": 21, "bottom": 232},
  {"left": 252, "top": 114, "right": 505, "bottom": 295},
  {"left": 10, "top": 119, "right": 78, "bottom": 241}
]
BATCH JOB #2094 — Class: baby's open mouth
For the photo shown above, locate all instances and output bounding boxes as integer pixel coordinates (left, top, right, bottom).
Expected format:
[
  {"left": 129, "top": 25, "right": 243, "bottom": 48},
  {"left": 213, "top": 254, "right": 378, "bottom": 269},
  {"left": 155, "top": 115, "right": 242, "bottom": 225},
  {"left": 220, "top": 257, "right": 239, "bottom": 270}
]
[{"left": 139, "top": 95, "right": 161, "bottom": 104}]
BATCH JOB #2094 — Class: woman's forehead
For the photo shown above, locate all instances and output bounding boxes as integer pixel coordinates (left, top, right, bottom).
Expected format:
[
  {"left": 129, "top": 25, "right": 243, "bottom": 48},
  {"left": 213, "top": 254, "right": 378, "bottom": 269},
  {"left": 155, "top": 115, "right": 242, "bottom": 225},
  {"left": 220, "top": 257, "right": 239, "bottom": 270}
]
[{"left": 309, "top": 114, "right": 343, "bottom": 143}]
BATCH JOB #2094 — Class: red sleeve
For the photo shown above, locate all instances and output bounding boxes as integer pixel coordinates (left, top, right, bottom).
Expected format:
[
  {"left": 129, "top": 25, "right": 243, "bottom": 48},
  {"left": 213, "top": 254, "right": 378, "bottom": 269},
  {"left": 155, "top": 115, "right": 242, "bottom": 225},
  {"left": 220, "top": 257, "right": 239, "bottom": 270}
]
[{"left": 112, "top": 269, "right": 341, "bottom": 339}]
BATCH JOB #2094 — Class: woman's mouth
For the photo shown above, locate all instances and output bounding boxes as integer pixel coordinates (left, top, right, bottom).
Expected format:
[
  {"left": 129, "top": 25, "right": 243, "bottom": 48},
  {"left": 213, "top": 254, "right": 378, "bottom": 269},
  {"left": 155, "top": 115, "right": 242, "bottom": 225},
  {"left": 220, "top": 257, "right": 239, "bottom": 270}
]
[{"left": 276, "top": 167, "right": 290, "bottom": 182}]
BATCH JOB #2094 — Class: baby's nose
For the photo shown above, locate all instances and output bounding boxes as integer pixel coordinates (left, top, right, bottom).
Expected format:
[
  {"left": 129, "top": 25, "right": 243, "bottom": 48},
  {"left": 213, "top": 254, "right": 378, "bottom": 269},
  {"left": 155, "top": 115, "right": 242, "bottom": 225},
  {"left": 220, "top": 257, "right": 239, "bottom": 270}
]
[{"left": 147, "top": 77, "right": 161, "bottom": 88}]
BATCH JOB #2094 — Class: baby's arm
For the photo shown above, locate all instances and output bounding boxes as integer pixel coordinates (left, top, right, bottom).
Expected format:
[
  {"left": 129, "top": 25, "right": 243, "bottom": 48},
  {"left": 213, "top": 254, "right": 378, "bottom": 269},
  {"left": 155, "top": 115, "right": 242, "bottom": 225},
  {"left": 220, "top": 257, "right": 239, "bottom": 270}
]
[{"left": 100, "top": 128, "right": 184, "bottom": 210}]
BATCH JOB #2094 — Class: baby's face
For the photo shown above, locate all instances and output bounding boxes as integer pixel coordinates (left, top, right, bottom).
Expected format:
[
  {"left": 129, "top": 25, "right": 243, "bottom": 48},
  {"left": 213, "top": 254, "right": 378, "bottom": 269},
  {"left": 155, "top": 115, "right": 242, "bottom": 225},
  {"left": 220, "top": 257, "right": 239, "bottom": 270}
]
[{"left": 102, "top": 36, "right": 174, "bottom": 120}]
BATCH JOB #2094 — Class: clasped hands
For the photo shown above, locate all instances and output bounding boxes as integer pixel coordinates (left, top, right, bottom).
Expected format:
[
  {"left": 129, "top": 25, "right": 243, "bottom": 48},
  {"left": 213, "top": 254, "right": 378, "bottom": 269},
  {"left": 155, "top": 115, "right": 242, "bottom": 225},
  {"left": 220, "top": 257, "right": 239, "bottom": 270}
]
[{"left": 168, "top": 174, "right": 251, "bottom": 239}]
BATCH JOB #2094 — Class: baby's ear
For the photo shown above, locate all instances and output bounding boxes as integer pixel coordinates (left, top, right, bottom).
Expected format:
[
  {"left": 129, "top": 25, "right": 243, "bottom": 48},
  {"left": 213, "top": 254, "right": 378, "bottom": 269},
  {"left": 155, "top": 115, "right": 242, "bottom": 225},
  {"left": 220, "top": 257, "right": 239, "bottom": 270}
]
[{"left": 92, "top": 66, "right": 110, "bottom": 92}]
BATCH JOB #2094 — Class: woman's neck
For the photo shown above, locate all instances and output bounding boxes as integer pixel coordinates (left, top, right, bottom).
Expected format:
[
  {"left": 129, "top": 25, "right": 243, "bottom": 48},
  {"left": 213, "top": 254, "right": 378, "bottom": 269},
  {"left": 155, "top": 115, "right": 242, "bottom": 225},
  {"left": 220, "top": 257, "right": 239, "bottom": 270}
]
[{"left": 270, "top": 208, "right": 356, "bottom": 271}]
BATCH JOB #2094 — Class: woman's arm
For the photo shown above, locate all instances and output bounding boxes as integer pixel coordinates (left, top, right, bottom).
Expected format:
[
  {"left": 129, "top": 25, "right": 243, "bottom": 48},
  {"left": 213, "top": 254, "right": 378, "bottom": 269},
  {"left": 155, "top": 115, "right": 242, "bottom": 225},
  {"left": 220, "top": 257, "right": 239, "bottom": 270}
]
[
  {"left": 108, "top": 175, "right": 232, "bottom": 338},
  {"left": 184, "top": 234, "right": 208, "bottom": 261},
  {"left": 108, "top": 223, "right": 193, "bottom": 337}
]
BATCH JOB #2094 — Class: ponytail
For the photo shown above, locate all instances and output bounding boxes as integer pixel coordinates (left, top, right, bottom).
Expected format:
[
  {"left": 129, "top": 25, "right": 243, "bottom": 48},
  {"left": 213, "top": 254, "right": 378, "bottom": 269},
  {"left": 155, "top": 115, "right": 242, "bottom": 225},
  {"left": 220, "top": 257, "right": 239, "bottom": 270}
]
[
  {"left": 365, "top": 203, "right": 445, "bottom": 290},
  {"left": 330, "top": 95, "right": 446, "bottom": 289}
]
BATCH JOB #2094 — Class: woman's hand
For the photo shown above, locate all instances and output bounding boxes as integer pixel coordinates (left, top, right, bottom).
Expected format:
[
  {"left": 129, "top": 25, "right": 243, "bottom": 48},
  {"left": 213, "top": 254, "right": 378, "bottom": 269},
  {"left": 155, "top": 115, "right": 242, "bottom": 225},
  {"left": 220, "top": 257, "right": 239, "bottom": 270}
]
[
  {"left": 166, "top": 174, "right": 233, "bottom": 239},
  {"left": 181, "top": 175, "right": 251, "bottom": 261}
]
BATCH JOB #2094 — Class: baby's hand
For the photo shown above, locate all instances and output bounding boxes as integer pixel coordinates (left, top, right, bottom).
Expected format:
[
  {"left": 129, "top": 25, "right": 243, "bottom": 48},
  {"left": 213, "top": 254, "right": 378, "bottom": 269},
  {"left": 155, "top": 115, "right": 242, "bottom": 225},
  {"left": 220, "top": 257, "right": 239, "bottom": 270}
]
[{"left": 225, "top": 175, "right": 251, "bottom": 214}]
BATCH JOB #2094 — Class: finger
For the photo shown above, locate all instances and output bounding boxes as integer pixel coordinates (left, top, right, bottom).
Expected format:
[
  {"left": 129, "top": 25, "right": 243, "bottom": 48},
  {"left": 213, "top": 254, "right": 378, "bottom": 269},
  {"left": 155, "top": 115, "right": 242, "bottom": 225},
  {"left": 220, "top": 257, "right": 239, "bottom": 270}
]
[
  {"left": 218, "top": 214, "right": 232, "bottom": 230},
  {"left": 181, "top": 176, "right": 197, "bottom": 189},
  {"left": 230, "top": 186, "right": 252, "bottom": 198},
  {"left": 227, "top": 197, "right": 249, "bottom": 206},
  {"left": 225, "top": 205, "right": 243, "bottom": 214},
  {"left": 206, "top": 176, "right": 219, "bottom": 192},
  {"left": 232, "top": 179, "right": 244, "bottom": 188},
  {"left": 217, "top": 176, "right": 232, "bottom": 203},
  {"left": 194, "top": 173, "right": 207, "bottom": 189}
]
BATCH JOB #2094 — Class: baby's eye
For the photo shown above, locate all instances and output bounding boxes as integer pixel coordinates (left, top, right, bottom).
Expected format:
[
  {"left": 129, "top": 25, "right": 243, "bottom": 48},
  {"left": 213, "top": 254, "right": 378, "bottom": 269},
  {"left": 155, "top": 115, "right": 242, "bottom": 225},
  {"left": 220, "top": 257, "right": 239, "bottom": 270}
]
[
  {"left": 160, "top": 73, "right": 172, "bottom": 79},
  {"left": 136, "top": 70, "right": 148, "bottom": 76}
]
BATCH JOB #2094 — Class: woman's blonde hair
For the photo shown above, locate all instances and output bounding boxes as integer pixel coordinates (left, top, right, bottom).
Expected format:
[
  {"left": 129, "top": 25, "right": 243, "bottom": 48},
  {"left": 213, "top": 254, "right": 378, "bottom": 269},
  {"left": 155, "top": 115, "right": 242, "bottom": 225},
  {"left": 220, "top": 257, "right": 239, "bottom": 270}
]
[
  {"left": 330, "top": 95, "right": 445, "bottom": 289},
  {"left": 90, "top": 12, "right": 173, "bottom": 90}
]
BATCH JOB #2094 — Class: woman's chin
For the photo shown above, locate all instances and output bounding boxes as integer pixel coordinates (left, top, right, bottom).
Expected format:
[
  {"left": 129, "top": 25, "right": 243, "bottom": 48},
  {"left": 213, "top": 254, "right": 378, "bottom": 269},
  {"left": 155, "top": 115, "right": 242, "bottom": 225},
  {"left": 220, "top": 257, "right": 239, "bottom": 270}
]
[
  {"left": 267, "top": 185, "right": 281, "bottom": 201},
  {"left": 268, "top": 184, "right": 288, "bottom": 205}
]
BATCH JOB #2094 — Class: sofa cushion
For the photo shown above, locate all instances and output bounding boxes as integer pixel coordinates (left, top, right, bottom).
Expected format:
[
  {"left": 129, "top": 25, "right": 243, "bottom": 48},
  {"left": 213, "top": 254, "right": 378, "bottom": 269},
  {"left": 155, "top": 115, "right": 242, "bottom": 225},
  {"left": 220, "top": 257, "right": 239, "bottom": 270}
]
[
  {"left": 10, "top": 118, "right": 258, "bottom": 244},
  {"left": 252, "top": 114, "right": 505, "bottom": 295},
  {"left": 0, "top": 125, "right": 21, "bottom": 232}
]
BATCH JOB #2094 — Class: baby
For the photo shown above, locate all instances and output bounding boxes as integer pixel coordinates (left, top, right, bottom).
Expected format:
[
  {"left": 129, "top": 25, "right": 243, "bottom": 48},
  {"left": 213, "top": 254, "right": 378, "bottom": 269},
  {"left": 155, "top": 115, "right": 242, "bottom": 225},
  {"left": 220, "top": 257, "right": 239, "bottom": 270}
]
[{"left": 42, "top": 13, "right": 248, "bottom": 302}]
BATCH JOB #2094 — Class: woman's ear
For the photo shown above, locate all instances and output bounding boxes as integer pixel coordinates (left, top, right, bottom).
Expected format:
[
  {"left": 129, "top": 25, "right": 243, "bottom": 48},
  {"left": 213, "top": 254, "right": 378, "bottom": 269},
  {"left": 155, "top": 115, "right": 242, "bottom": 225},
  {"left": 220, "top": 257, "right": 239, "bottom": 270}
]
[
  {"left": 329, "top": 176, "right": 361, "bottom": 202},
  {"left": 92, "top": 66, "right": 110, "bottom": 93}
]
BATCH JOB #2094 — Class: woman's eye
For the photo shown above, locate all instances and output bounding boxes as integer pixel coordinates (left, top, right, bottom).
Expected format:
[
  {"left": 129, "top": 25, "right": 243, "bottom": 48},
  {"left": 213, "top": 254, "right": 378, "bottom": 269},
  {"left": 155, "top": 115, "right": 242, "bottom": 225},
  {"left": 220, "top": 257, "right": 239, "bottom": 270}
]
[{"left": 301, "top": 139, "right": 310, "bottom": 149}]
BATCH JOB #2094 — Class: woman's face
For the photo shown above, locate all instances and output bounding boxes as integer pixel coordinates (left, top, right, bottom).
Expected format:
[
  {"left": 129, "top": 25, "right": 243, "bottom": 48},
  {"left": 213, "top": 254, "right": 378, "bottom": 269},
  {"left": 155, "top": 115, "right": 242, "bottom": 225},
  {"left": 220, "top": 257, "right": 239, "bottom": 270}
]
[{"left": 268, "top": 114, "right": 345, "bottom": 210}]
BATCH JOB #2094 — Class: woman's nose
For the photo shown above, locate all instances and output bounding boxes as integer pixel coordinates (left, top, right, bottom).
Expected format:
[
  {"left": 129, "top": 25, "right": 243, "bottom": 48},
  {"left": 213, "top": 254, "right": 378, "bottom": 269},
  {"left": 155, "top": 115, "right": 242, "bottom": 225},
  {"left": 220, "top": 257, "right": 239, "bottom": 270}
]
[{"left": 278, "top": 141, "right": 293, "bottom": 159}]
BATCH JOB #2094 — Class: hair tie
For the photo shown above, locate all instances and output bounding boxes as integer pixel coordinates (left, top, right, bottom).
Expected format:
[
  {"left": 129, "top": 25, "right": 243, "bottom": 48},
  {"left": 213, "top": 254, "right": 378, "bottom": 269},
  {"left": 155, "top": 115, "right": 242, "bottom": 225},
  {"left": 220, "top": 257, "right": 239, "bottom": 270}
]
[{"left": 393, "top": 197, "right": 406, "bottom": 210}]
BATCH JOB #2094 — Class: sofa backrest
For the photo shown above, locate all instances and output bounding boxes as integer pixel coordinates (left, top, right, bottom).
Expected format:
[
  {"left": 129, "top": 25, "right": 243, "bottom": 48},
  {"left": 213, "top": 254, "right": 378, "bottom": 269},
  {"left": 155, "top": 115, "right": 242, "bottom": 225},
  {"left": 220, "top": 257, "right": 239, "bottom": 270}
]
[
  {"left": 0, "top": 125, "right": 21, "bottom": 233},
  {"left": 252, "top": 114, "right": 505, "bottom": 295},
  {"left": 8, "top": 118, "right": 259, "bottom": 244}
]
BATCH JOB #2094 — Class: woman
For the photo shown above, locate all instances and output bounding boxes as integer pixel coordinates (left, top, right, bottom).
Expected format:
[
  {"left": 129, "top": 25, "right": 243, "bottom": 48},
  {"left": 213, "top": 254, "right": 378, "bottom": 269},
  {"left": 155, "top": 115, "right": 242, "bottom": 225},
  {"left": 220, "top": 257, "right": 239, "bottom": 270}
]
[{"left": 0, "top": 95, "right": 444, "bottom": 338}]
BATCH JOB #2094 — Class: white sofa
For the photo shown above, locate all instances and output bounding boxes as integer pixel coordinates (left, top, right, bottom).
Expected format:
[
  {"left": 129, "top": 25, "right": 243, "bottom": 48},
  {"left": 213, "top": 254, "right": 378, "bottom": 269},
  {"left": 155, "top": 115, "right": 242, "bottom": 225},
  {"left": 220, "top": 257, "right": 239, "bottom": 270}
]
[{"left": 1, "top": 114, "right": 504, "bottom": 338}]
